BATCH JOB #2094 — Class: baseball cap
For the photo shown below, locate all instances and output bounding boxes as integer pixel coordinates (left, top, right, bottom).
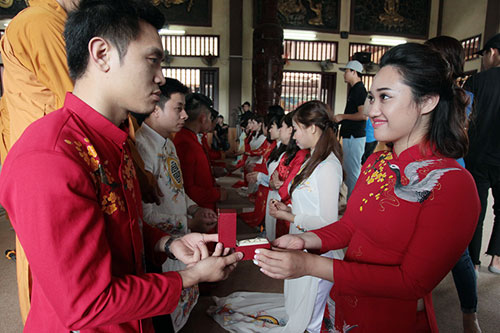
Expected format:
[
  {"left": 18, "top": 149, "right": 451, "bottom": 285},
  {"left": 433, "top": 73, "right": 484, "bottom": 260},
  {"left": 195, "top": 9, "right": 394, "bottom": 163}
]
[
  {"left": 475, "top": 33, "right": 500, "bottom": 55},
  {"left": 339, "top": 60, "right": 364, "bottom": 74}
]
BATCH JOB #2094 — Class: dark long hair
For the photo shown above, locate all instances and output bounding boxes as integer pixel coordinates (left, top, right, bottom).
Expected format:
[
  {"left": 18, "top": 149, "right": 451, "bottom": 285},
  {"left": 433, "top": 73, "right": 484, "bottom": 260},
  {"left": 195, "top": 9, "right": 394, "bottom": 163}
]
[
  {"left": 379, "top": 43, "right": 469, "bottom": 159},
  {"left": 253, "top": 115, "right": 265, "bottom": 138},
  {"left": 282, "top": 111, "right": 301, "bottom": 166},
  {"left": 265, "top": 105, "right": 285, "bottom": 126},
  {"left": 290, "top": 101, "right": 343, "bottom": 195},
  {"left": 267, "top": 115, "right": 285, "bottom": 165},
  {"left": 265, "top": 113, "right": 282, "bottom": 143}
]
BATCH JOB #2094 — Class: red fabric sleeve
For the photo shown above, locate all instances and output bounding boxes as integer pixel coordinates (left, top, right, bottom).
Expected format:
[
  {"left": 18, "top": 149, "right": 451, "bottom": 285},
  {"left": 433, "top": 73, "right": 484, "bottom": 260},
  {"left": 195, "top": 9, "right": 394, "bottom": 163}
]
[
  {"left": 0, "top": 152, "right": 182, "bottom": 330},
  {"left": 244, "top": 135, "right": 251, "bottom": 152},
  {"left": 201, "top": 134, "right": 222, "bottom": 160},
  {"left": 142, "top": 222, "right": 168, "bottom": 266},
  {"left": 316, "top": 171, "right": 480, "bottom": 300},
  {"left": 311, "top": 217, "right": 355, "bottom": 253}
]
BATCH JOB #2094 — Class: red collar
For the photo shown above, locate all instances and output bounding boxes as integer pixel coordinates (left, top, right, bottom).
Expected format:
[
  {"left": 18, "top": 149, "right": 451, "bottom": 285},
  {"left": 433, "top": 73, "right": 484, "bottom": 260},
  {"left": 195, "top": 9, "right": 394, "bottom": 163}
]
[{"left": 64, "top": 92, "right": 129, "bottom": 147}]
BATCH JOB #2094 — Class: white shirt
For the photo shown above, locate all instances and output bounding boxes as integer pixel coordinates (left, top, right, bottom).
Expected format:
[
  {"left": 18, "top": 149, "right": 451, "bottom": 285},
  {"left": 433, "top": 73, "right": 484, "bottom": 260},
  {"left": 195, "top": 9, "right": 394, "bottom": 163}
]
[
  {"left": 256, "top": 141, "right": 282, "bottom": 187},
  {"left": 291, "top": 152, "right": 343, "bottom": 232},
  {"left": 136, "top": 123, "right": 195, "bottom": 237},
  {"left": 264, "top": 148, "right": 285, "bottom": 241},
  {"left": 136, "top": 123, "right": 199, "bottom": 332},
  {"left": 284, "top": 152, "right": 344, "bottom": 333}
]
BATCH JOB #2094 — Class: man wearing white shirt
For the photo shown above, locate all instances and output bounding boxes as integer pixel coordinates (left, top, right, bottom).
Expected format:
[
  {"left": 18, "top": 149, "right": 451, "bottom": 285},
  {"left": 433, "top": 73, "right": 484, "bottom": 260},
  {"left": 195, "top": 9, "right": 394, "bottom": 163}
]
[{"left": 135, "top": 78, "right": 218, "bottom": 332}]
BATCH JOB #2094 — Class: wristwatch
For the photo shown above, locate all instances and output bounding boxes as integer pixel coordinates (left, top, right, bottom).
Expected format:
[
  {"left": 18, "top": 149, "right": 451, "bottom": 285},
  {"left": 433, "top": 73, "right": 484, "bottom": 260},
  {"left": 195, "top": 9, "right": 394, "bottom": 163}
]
[{"left": 164, "top": 236, "right": 179, "bottom": 260}]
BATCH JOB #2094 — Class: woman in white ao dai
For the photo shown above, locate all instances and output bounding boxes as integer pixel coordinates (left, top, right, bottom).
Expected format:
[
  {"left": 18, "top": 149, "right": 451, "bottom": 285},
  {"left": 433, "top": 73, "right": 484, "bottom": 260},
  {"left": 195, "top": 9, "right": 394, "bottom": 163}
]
[{"left": 269, "top": 101, "right": 344, "bottom": 333}]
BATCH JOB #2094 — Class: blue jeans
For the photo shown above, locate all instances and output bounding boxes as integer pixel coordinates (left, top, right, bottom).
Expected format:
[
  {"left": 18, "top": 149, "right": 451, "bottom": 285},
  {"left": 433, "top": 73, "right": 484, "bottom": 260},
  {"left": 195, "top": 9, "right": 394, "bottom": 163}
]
[
  {"left": 451, "top": 249, "right": 477, "bottom": 313},
  {"left": 342, "top": 136, "right": 365, "bottom": 199}
]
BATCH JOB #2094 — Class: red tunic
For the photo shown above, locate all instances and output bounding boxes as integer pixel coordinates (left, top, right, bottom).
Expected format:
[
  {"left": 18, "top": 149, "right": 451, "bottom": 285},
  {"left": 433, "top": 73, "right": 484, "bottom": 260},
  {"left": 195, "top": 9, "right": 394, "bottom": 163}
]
[
  {"left": 200, "top": 132, "right": 223, "bottom": 161},
  {"left": 174, "top": 127, "right": 220, "bottom": 210},
  {"left": 313, "top": 145, "right": 480, "bottom": 332},
  {"left": 0, "top": 93, "right": 182, "bottom": 332}
]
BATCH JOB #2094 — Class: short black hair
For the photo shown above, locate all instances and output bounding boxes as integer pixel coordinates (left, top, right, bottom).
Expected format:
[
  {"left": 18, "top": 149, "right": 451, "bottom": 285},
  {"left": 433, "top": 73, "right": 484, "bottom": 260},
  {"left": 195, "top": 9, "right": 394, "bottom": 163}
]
[
  {"left": 185, "top": 93, "right": 217, "bottom": 122},
  {"left": 158, "top": 78, "right": 189, "bottom": 109},
  {"left": 132, "top": 77, "right": 189, "bottom": 125},
  {"left": 349, "top": 68, "right": 362, "bottom": 78},
  {"left": 242, "top": 101, "right": 251, "bottom": 107},
  {"left": 65, "top": 0, "right": 165, "bottom": 80}
]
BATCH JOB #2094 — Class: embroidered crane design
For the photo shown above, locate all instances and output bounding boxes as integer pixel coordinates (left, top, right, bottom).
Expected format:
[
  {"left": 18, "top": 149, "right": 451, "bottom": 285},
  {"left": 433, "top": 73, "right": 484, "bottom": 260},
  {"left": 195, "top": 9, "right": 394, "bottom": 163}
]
[{"left": 387, "top": 160, "right": 459, "bottom": 203}]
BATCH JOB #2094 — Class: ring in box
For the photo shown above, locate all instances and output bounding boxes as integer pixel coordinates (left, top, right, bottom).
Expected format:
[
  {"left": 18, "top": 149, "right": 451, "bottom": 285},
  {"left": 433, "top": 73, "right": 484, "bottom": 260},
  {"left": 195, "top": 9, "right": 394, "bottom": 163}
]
[{"left": 218, "top": 209, "right": 271, "bottom": 260}]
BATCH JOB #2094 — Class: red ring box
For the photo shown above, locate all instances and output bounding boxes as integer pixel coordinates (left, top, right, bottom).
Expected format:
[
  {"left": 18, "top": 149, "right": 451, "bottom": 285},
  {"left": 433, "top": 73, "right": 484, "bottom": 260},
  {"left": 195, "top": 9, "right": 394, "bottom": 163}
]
[{"left": 218, "top": 209, "right": 271, "bottom": 260}]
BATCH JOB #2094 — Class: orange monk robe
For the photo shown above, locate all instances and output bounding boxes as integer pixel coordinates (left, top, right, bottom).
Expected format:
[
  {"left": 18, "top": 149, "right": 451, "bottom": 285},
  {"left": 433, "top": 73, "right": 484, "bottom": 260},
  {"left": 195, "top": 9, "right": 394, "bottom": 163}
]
[
  {"left": 0, "top": 0, "right": 75, "bottom": 322},
  {"left": 0, "top": 0, "right": 74, "bottom": 162}
]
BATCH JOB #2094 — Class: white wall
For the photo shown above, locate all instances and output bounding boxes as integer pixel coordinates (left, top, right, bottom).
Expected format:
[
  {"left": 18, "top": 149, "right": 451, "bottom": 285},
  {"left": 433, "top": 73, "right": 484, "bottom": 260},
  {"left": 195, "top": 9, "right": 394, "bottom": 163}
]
[{"left": 440, "top": 0, "right": 488, "bottom": 72}]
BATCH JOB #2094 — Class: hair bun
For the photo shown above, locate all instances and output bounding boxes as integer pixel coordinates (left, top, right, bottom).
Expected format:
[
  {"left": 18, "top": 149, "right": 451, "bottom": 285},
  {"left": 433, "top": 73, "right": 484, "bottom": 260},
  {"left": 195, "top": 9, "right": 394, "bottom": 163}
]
[{"left": 327, "top": 120, "right": 339, "bottom": 132}]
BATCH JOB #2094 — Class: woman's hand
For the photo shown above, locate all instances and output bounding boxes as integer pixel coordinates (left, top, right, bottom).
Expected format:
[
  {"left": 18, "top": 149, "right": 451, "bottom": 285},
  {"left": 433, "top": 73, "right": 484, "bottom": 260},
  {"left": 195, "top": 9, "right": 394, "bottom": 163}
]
[
  {"left": 246, "top": 171, "right": 259, "bottom": 183},
  {"left": 269, "top": 199, "right": 291, "bottom": 212},
  {"left": 269, "top": 208, "right": 295, "bottom": 222},
  {"left": 269, "top": 199, "right": 294, "bottom": 221},
  {"left": 271, "top": 234, "right": 306, "bottom": 250},
  {"left": 253, "top": 248, "right": 311, "bottom": 279},
  {"left": 270, "top": 171, "right": 283, "bottom": 190},
  {"left": 254, "top": 247, "right": 334, "bottom": 282},
  {"left": 273, "top": 232, "right": 323, "bottom": 251}
]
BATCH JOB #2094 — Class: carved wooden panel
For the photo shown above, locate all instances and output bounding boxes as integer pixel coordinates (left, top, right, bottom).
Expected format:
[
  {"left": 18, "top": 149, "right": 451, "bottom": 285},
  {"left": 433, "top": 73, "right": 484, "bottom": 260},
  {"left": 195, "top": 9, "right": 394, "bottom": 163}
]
[
  {"left": 350, "top": 0, "right": 431, "bottom": 39},
  {"left": 255, "top": 0, "right": 340, "bottom": 33},
  {"left": 152, "top": 0, "right": 211, "bottom": 26}
]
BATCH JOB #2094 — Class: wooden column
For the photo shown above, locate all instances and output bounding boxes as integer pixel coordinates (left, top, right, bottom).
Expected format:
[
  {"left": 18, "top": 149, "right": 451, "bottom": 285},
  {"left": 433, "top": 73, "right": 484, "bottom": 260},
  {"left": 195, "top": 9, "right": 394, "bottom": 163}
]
[
  {"left": 252, "top": 0, "right": 283, "bottom": 116},
  {"left": 484, "top": 0, "right": 500, "bottom": 42},
  {"left": 229, "top": 0, "right": 243, "bottom": 116},
  {"left": 228, "top": 0, "right": 243, "bottom": 151}
]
